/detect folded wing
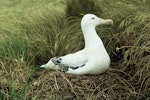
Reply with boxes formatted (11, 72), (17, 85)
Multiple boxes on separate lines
(41, 50), (88, 72)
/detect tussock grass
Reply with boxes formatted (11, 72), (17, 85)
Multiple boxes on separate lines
(66, 0), (102, 17)
(0, 0), (149, 99)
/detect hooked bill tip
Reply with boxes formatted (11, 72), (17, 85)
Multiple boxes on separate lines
(108, 19), (113, 25)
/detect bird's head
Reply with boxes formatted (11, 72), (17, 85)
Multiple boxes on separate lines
(81, 14), (113, 28)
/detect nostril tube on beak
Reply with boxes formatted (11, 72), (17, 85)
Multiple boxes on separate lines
(99, 18), (113, 25)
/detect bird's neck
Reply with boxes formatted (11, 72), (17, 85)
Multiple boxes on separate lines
(82, 26), (105, 51)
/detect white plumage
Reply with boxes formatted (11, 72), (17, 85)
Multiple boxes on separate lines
(40, 14), (113, 75)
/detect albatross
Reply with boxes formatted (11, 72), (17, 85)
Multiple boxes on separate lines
(40, 14), (113, 75)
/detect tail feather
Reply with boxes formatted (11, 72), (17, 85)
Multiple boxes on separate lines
(40, 59), (60, 70)
(40, 64), (45, 68)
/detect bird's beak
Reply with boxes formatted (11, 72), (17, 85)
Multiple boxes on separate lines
(99, 18), (113, 25)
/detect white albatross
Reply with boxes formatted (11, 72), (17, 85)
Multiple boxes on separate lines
(40, 14), (113, 75)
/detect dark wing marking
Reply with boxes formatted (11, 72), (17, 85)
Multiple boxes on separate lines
(51, 57), (86, 72)
(69, 64), (86, 70)
(51, 57), (62, 65)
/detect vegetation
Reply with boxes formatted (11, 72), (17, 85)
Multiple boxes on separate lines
(0, 0), (149, 99)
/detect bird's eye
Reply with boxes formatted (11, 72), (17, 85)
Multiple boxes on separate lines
(91, 17), (95, 20)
